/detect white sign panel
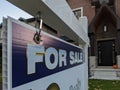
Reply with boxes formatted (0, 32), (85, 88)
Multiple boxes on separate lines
(2, 17), (86, 90)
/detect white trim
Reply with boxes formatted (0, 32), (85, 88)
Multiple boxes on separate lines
(7, 17), (13, 90)
(2, 18), (8, 90)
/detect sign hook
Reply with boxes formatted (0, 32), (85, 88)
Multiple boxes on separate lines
(33, 11), (43, 44)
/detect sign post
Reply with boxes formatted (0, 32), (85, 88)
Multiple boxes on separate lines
(2, 17), (88, 90)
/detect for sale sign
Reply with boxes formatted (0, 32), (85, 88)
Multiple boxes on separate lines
(2, 17), (85, 90)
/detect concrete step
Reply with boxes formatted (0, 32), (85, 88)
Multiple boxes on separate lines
(90, 68), (120, 80)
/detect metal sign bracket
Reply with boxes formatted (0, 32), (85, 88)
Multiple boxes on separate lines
(33, 11), (43, 44)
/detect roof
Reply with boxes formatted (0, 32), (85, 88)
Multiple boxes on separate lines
(19, 17), (35, 23)
(89, 3), (118, 33)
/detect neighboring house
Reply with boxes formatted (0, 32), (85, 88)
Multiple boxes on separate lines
(19, 17), (78, 45)
(19, 17), (59, 37)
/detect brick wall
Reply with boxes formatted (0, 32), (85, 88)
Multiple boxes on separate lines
(67, 0), (95, 24)
(115, 0), (120, 17)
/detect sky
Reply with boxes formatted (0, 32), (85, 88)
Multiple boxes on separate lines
(0, 0), (32, 23)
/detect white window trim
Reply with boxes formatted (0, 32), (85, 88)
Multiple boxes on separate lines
(72, 7), (83, 17)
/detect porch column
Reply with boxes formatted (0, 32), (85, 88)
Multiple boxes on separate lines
(89, 33), (95, 56)
(88, 33), (96, 71)
(117, 31), (120, 54)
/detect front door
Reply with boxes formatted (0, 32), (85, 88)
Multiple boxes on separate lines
(97, 40), (115, 66)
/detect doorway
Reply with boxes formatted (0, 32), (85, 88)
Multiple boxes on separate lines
(97, 40), (116, 66)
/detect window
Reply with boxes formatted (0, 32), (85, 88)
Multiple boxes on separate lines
(73, 7), (83, 19)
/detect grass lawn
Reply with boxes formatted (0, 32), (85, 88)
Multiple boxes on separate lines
(89, 79), (120, 90)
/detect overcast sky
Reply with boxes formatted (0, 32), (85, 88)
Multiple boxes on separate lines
(0, 0), (32, 23)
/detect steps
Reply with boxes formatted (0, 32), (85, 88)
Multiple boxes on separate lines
(90, 68), (120, 80)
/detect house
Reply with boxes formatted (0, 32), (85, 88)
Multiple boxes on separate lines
(67, 0), (120, 79)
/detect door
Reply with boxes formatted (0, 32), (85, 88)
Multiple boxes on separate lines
(97, 40), (115, 66)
